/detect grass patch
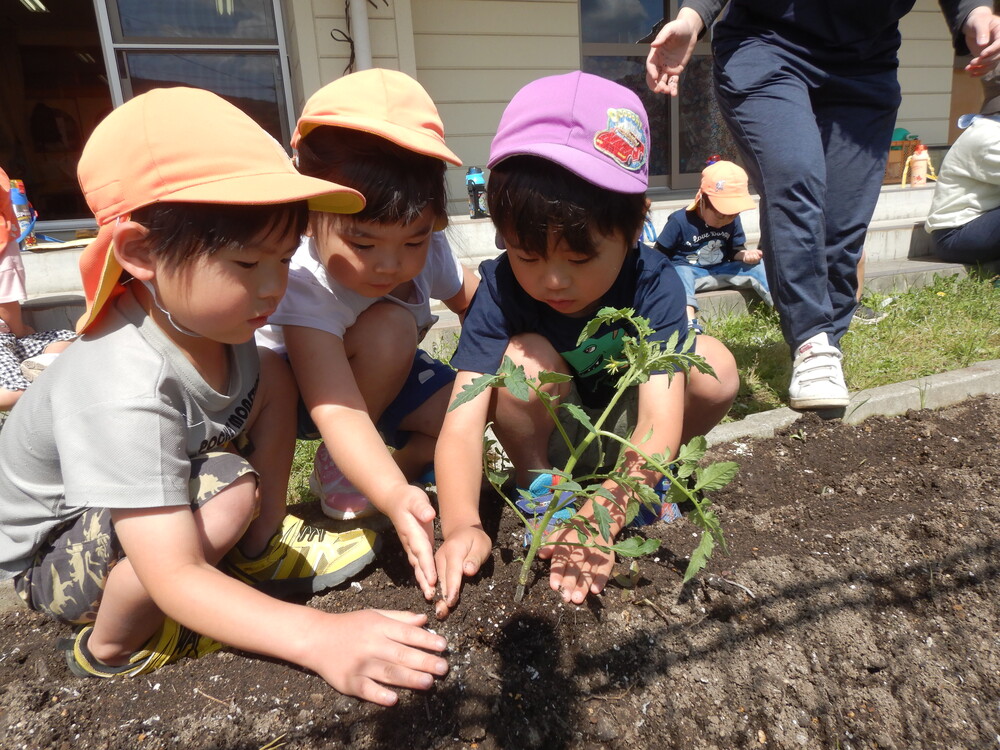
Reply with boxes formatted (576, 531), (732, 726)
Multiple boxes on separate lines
(709, 271), (1000, 419)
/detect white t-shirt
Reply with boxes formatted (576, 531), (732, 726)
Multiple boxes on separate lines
(926, 116), (1000, 232)
(256, 231), (464, 354)
(0, 290), (260, 579)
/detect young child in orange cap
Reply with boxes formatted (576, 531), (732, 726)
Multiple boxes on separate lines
(0, 168), (75, 411)
(256, 69), (478, 601)
(0, 87), (448, 706)
(654, 159), (772, 333)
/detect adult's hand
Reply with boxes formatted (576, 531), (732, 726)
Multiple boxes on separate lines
(963, 6), (1000, 74)
(645, 8), (705, 96)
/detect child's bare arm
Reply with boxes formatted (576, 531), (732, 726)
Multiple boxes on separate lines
(434, 371), (494, 611)
(284, 324), (437, 598)
(114, 506), (448, 705)
(442, 266), (480, 321)
(540, 372), (684, 603)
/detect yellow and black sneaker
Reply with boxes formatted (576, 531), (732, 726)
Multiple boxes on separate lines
(61, 620), (224, 678)
(222, 514), (379, 596)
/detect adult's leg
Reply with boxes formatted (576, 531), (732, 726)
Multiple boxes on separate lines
(816, 66), (900, 345)
(714, 38), (831, 351)
(930, 207), (1000, 264)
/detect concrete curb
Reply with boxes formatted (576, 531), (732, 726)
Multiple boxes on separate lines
(4, 360), (999, 613)
(705, 358), (1000, 445)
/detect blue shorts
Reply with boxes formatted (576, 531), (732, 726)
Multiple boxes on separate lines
(297, 349), (455, 449)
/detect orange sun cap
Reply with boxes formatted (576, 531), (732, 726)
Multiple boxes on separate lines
(291, 68), (462, 166)
(75, 86), (365, 334)
(687, 160), (756, 215)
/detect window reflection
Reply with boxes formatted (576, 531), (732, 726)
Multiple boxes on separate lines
(112, 0), (276, 42)
(580, 0), (666, 44)
(677, 56), (739, 174)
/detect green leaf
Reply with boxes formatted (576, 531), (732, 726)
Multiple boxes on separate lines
(695, 461), (739, 492)
(562, 402), (596, 433)
(592, 502), (613, 542)
(538, 371), (573, 384)
(676, 436), (707, 464)
(683, 531), (717, 583)
(611, 536), (660, 557)
(503, 366), (532, 402)
(449, 371), (501, 411)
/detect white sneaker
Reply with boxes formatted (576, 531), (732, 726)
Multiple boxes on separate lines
(788, 333), (848, 410)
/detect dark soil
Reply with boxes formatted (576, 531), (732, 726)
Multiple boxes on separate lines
(2, 396), (999, 750)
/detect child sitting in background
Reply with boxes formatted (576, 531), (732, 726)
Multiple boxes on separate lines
(0, 167), (74, 411)
(0, 88), (448, 707)
(433, 72), (739, 612)
(654, 160), (772, 332)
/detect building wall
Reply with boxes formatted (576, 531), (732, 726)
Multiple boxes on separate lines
(289, 0), (964, 216)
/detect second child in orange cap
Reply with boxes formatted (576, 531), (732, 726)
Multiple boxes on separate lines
(655, 159), (772, 334)
(0, 87), (449, 708)
(256, 69), (479, 602)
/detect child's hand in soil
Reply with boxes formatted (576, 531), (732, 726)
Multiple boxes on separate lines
(434, 525), (492, 617)
(311, 609), (448, 706)
(538, 519), (616, 604)
(385, 484), (438, 600)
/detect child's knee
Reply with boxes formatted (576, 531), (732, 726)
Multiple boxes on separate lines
(506, 333), (566, 376)
(692, 335), (740, 402)
(346, 302), (417, 366)
(201, 473), (260, 526)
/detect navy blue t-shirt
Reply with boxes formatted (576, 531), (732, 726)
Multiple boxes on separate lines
(655, 208), (747, 268)
(450, 243), (688, 408)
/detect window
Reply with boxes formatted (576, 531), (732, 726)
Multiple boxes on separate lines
(99, 0), (294, 148)
(580, 0), (737, 189)
(0, 0), (293, 228)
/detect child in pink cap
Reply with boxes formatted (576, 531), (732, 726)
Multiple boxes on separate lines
(433, 72), (739, 612)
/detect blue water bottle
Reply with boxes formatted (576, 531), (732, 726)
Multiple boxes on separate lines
(10, 178), (36, 249)
(466, 167), (488, 219)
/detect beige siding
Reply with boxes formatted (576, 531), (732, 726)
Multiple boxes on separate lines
(410, 1), (580, 212)
(897, 0), (956, 145)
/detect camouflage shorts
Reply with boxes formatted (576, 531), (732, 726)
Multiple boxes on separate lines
(13, 451), (256, 624)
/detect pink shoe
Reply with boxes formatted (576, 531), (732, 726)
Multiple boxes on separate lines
(310, 443), (377, 520)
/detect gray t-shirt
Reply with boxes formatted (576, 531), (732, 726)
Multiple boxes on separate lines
(0, 290), (260, 579)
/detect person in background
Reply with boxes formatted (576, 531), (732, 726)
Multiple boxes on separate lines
(645, 0), (1000, 410)
(0, 167), (74, 412)
(926, 70), (1000, 264)
(654, 159), (772, 333)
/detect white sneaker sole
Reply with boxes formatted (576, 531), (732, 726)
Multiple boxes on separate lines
(788, 392), (849, 410)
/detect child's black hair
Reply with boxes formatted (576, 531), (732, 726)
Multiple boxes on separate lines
(130, 201), (308, 269)
(296, 127), (448, 226)
(486, 155), (647, 257)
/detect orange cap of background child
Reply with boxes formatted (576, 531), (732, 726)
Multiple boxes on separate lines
(687, 160), (756, 215)
(75, 87), (365, 334)
(292, 68), (462, 166)
(0, 168), (18, 242)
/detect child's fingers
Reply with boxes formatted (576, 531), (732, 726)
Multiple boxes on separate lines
(373, 609), (429, 627)
(354, 679), (399, 707)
